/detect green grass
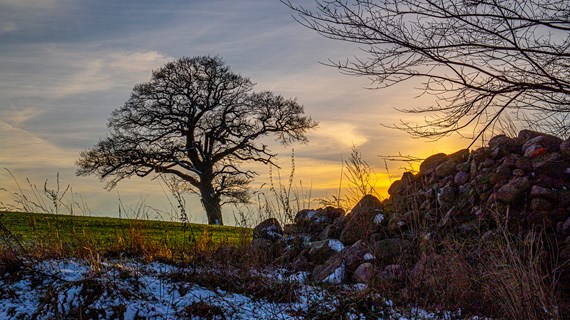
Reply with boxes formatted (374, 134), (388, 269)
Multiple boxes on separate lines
(0, 211), (251, 256)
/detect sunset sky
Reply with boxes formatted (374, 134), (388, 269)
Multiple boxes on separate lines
(0, 0), (470, 225)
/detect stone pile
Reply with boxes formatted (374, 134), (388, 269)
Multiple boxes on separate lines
(252, 130), (570, 289)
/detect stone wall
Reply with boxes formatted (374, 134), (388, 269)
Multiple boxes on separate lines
(252, 130), (570, 290)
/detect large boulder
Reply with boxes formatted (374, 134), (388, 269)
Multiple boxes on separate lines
(518, 129), (547, 142)
(339, 195), (385, 245)
(489, 135), (520, 158)
(253, 218), (283, 241)
(522, 134), (563, 155)
(419, 153), (448, 175)
(352, 262), (375, 284)
(312, 240), (373, 284)
(312, 257), (346, 284)
(388, 171), (415, 196)
(308, 239), (344, 264)
(341, 240), (371, 273)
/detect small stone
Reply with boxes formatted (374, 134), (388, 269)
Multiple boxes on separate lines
(370, 238), (412, 265)
(516, 157), (533, 171)
(481, 158), (495, 168)
(353, 262), (375, 284)
(292, 255), (314, 272)
(435, 160), (457, 178)
(308, 239), (344, 264)
(318, 224), (342, 240)
(561, 138), (570, 158)
(512, 169), (525, 177)
(387, 179), (402, 196)
(495, 176), (530, 204)
(502, 154), (519, 168)
(562, 216), (570, 233)
(283, 224), (301, 235)
(527, 211), (550, 227)
(251, 238), (272, 253)
(489, 135), (520, 158)
(530, 185), (558, 201)
(382, 264), (403, 280)
(524, 144), (547, 158)
(448, 148), (470, 163)
(530, 197), (554, 212)
(490, 164), (512, 187)
(472, 147), (490, 163)
(342, 240), (369, 272)
(313, 259), (346, 284)
(456, 162), (470, 172)
(437, 184), (456, 208)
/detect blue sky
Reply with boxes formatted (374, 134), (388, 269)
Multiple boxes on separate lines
(0, 0), (466, 224)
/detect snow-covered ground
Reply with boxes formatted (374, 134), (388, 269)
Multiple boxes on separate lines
(0, 258), (471, 319)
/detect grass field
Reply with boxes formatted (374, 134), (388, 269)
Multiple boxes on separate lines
(0, 211), (252, 258)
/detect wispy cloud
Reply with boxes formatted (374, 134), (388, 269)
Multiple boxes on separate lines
(0, 0), (61, 9)
(54, 49), (171, 97)
(0, 21), (16, 33)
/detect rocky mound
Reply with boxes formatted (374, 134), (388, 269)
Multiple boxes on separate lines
(252, 130), (570, 294)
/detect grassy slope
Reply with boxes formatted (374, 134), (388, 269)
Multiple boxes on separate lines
(0, 211), (251, 254)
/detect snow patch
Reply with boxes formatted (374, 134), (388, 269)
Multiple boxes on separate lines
(363, 253), (375, 261)
(327, 239), (345, 252)
(0, 258), (479, 319)
(306, 210), (317, 219)
(374, 213), (385, 224)
(323, 263), (346, 284)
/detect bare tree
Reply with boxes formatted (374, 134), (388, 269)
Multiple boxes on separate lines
(77, 56), (317, 225)
(283, 0), (570, 142)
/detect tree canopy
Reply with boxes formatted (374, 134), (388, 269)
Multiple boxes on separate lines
(77, 56), (317, 225)
(284, 0), (570, 142)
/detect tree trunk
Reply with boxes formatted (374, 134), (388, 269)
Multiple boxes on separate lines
(199, 179), (223, 225)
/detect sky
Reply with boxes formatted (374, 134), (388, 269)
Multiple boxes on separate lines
(0, 0), (469, 225)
